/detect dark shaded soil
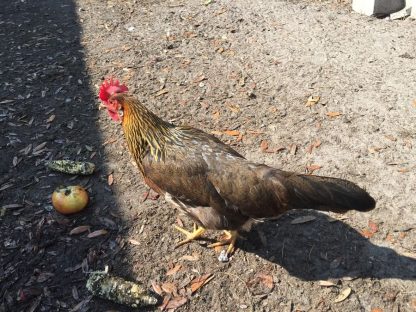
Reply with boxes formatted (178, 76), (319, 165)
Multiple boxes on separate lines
(1, 0), (415, 311)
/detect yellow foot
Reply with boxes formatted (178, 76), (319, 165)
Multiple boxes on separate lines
(174, 223), (206, 248)
(208, 230), (238, 261)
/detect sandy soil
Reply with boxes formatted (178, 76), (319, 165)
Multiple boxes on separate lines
(1, 0), (415, 311)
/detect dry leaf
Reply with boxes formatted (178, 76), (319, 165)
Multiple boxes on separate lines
(260, 140), (269, 152)
(24, 144), (32, 155)
(223, 130), (240, 136)
(99, 218), (116, 229)
(2, 204), (23, 209)
(46, 114), (56, 123)
(190, 273), (214, 294)
(271, 146), (286, 153)
(334, 287), (352, 303)
(72, 286), (79, 301)
(175, 217), (184, 228)
(21, 144), (32, 155)
(33, 142), (47, 153)
(128, 239), (140, 246)
(384, 135), (397, 142)
(371, 308), (383, 312)
(318, 280), (337, 287)
(361, 229), (374, 239)
(289, 143), (297, 155)
(151, 281), (163, 296)
(398, 168), (410, 173)
(306, 164), (322, 174)
(183, 31), (197, 38)
(37, 272), (54, 283)
(368, 220), (379, 233)
(247, 130), (265, 135)
(67, 121), (74, 129)
(236, 133), (244, 142)
(32, 148), (47, 156)
(368, 146), (386, 154)
(411, 298), (416, 310)
(307, 140), (322, 154)
(381, 290), (398, 303)
(412, 99), (416, 108)
(385, 233), (394, 243)
(326, 112), (342, 118)
(64, 263), (82, 273)
(193, 75), (206, 83)
(212, 111), (220, 120)
(69, 225), (90, 235)
(398, 232), (406, 240)
(306, 95), (320, 107)
(87, 229), (108, 238)
(165, 296), (187, 310)
(330, 257), (342, 269)
(0, 183), (13, 191)
(327, 215), (349, 222)
(108, 174), (114, 186)
(161, 282), (177, 295)
(155, 89), (169, 97)
(211, 130), (223, 136)
(257, 273), (274, 290)
(102, 138), (117, 146)
(342, 275), (358, 281)
(291, 216), (316, 224)
(179, 254), (200, 262)
(159, 296), (170, 311)
(70, 298), (90, 312)
(226, 103), (240, 113)
(12, 156), (21, 167)
(166, 264), (182, 276)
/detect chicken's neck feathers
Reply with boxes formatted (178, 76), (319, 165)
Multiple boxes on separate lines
(121, 98), (188, 166)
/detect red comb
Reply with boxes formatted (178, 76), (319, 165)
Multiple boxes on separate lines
(99, 78), (129, 103)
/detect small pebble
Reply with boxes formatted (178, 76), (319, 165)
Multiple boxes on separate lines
(218, 250), (229, 262)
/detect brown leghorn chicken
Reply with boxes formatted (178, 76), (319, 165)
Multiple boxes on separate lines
(99, 78), (375, 261)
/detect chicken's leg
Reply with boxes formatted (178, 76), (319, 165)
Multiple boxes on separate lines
(174, 223), (206, 248)
(208, 230), (238, 258)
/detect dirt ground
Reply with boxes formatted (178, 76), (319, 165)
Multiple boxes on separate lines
(1, 0), (415, 311)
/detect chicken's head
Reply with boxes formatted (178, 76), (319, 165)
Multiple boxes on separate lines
(99, 78), (129, 122)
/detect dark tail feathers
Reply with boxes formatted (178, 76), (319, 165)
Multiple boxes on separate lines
(284, 173), (376, 213)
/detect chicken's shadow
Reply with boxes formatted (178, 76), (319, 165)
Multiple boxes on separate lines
(239, 210), (416, 281)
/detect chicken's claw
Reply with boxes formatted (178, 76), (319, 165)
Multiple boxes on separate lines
(208, 230), (238, 261)
(174, 224), (206, 248)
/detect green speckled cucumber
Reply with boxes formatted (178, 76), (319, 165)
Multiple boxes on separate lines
(86, 273), (159, 308)
(47, 160), (95, 175)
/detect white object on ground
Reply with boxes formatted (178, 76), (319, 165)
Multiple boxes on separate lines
(410, 0), (416, 18)
(390, 7), (412, 19)
(352, 0), (405, 16)
(390, 0), (413, 19)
